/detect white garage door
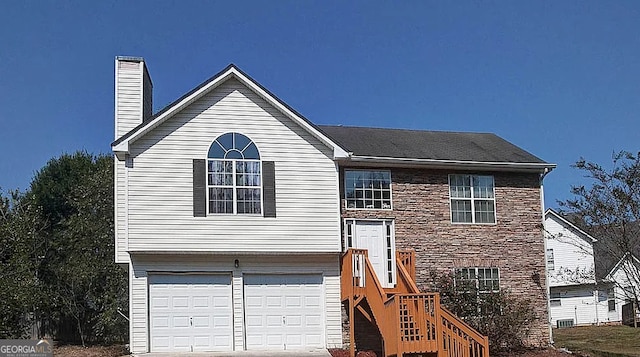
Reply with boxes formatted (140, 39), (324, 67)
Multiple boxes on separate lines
(149, 274), (233, 352)
(244, 274), (324, 350)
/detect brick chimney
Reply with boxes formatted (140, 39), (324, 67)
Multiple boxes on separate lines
(114, 56), (153, 139)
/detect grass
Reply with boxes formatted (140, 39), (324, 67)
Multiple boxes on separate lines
(553, 325), (640, 357)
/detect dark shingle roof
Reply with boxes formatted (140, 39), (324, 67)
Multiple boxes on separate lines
(317, 125), (548, 164)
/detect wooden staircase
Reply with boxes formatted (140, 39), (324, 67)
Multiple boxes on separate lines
(341, 248), (489, 357)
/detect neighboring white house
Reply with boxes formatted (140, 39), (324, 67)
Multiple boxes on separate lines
(545, 209), (640, 327)
(545, 209), (617, 327)
(603, 253), (640, 324)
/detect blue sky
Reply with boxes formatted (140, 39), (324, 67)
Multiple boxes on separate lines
(1, 1), (638, 209)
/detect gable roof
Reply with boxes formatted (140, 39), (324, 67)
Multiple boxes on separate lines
(545, 209), (598, 244)
(605, 252), (640, 281)
(111, 63), (349, 159)
(318, 125), (555, 172)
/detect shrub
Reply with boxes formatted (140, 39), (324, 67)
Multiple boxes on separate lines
(425, 270), (537, 353)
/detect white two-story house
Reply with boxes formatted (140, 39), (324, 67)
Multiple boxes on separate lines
(544, 209), (637, 327)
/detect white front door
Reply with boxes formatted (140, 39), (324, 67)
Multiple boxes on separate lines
(353, 220), (395, 288)
(148, 274), (233, 352)
(243, 274), (324, 350)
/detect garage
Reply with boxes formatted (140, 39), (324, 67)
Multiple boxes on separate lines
(148, 274), (233, 352)
(244, 274), (324, 350)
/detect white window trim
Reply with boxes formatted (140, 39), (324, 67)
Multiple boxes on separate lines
(344, 169), (393, 211)
(206, 159), (263, 215)
(448, 174), (497, 225)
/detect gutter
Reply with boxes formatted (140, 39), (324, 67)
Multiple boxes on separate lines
(340, 155), (557, 172)
(540, 166), (553, 344)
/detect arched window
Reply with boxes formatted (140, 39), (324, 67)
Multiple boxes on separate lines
(207, 132), (261, 214)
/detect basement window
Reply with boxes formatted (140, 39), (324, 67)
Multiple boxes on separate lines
(455, 267), (500, 293)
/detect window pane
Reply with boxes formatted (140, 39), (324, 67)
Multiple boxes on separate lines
(450, 175), (471, 198)
(237, 188), (261, 214)
(209, 188), (233, 213)
(225, 149), (243, 159)
(208, 160), (233, 185)
(216, 133), (233, 150)
(473, 176), (494, 198)
(242, 142), (260, 159)
(474, 200), (495, 223)
(207, 141), (226, 159)
(451, 200), (472, 223)
(234, 132), (250, 153)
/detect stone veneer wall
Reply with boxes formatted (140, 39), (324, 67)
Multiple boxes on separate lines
(340, 167), (550, 347)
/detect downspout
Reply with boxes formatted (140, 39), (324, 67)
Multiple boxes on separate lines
(540, 167), (553, 344)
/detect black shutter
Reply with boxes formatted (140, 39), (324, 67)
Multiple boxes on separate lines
(193, 159), (206, 217)
(262, 161), (276, 218)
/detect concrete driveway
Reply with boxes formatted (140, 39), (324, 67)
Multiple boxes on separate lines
(134, 349), (331, 357)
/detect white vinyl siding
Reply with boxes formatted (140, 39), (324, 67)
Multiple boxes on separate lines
(548, 286), (614, 326)
(115, 158), (129, 263)
(544, 211), (622, 325)
(115, 60), (143, 137)
(544, 214), (596, 287)
(128, 254), (342, 354)
(125, 79), (340, 253)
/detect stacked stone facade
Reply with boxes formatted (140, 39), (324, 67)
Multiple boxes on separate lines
(340, 167), (550, 348)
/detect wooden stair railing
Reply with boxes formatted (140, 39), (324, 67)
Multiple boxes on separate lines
(342, 248), (490, 357)
(441, 307), (489, 357)
(342, 249), (397, 357)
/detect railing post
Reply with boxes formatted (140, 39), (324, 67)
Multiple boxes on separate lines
(349, 294), (355, 357)
(396, 296), (403, 357)
(434, 293), (443, 356)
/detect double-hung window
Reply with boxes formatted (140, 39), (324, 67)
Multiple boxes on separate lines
(546, 249), (555, 271)
(550, 291), (562, 307)
(207, 132), (261, 214)
(344, 170), (392, 209)
(608, 288), (616, 312)
(449, 174), (496, 223)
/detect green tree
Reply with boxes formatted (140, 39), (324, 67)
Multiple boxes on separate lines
(560, 151), (640, 308)
(0, 152), (127, 344)
(0, 190), (47, 338)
